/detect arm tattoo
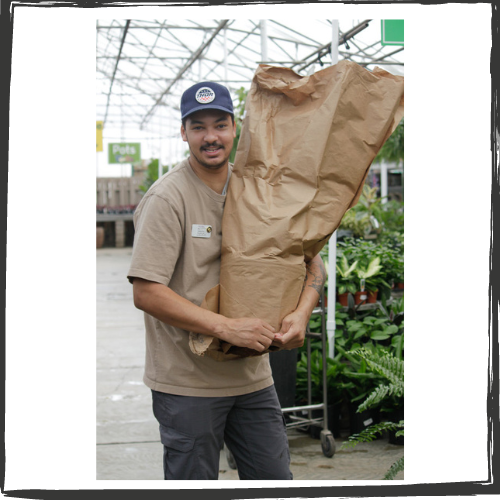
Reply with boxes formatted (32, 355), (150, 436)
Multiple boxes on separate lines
(305, 257), (327, 294)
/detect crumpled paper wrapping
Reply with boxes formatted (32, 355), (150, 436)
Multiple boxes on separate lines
(189, 61), (404, 361)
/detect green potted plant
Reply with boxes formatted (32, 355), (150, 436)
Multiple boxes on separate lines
(341, 347), (404, 480)
(378, 200), (404, 235)
(336, 254), (359, 306)
(393, 254), (404, 290)
(334, 343), (381, 434)
(355, 256), (391, 304)
(378, 232), (404, 290)
(339, 185), (384, 239)
(331, 296), (404, 432)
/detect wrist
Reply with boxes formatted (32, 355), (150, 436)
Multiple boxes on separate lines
(295, 297), (317, 318)
(211, 314), (230, 342)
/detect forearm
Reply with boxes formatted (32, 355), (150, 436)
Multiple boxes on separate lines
(133, 278), (227, 338)
(132, 278), (276, 351)
(296, 253), (327, 316)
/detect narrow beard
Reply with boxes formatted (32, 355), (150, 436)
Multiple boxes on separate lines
(190, 148), (227, 170)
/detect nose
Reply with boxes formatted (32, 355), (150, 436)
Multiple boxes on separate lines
(203, 127), (218, 143)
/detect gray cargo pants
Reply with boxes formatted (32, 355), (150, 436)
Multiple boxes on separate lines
(151, 385), (293, 480)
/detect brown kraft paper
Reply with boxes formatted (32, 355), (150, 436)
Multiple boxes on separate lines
(189, 61), (404, 361)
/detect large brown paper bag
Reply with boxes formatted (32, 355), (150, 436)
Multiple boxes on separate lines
(189, 61), (404, 361)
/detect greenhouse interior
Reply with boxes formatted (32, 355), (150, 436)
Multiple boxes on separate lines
(96, 18), (405, 480)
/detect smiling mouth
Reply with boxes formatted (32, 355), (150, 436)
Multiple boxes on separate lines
(202, 145), (223, 157)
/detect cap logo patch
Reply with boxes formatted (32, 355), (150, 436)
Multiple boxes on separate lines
(195, 87), (216, 104)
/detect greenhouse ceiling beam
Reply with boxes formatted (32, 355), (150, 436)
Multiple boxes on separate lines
(352, 46), (404, 67)
(103, 20), (130, 127)
(140, 19), (229, 129)
(97, 23), (319, 48)
(97, 24), (224, 30)
(227, 21), (319, 48)
(201, 25), (259, 84)
(295, 20), (371, 72)
(346, 52), (404, 65)
(97, 69), (163, 98)
(349, 39), (386, 61)
(371, 46), (404, 61)
(267, 34), (297, 63)
(158, 24), (199, 70)
(98, 20), (125, 58)
(98, 74), (175, 82)
(202, 62), (252, 86)
(138, 23), (210, 56)
(99, 109), (144, 121)
(134, 20), (166, 85)
(97, 56), (196, 60)
(187, 55), (253, 71)
(269, 19), (323, 47)
(102, 52), (177, 96)
(200, 22), (260, 71)
(121, 27), (181, 84)
(225, 27), (260, 61)
(158, 22), (257, 85)
(341, 39), (399, 62)
(216, 28), (267, 77)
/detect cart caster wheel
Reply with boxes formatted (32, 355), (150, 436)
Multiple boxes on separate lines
(320, 430), (336, 458)
(225, 444), (237, 470)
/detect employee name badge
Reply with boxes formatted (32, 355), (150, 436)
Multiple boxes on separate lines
(191, 224), (213, 238)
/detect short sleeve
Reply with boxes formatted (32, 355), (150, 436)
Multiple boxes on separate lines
(127, 194), (183, 286)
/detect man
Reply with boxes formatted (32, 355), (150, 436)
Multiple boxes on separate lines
(127, 81), (326, 480)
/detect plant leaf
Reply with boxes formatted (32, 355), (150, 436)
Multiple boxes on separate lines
(384, 324), (399, 335)
(384, 457), (404, 480)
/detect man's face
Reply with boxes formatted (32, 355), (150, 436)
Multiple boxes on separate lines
(181, 109), (237, 171)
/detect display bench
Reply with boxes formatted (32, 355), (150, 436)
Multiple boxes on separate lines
(96, 214), (134, 248)
(338, 288), (403, 312)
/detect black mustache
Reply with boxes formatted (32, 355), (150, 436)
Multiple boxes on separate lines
(202, 144), (223, 149)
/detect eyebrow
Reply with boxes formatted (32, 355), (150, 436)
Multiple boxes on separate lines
(189, 116), (229, 126)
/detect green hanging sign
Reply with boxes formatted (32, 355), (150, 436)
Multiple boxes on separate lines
(381, 20), (404, 46)
(108, 143), (141, 164)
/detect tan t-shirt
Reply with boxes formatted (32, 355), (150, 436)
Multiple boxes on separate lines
(127, 159), (274, 397)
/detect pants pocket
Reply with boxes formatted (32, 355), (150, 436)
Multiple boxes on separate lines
(159, 424), (199, 479)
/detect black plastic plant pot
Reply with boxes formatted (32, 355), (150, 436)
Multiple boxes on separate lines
(348, 403), (379, 436)
(387, 408), (404, 445)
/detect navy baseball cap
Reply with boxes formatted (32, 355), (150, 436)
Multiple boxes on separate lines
(181, 82), (234, 120)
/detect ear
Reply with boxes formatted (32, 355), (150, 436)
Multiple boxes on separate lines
(180, 124), (188, 142)
(232, 120), (237, 138)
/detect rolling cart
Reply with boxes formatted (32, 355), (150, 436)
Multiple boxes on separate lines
(224, 287), (335, 469)
(281, 287), (336, 458)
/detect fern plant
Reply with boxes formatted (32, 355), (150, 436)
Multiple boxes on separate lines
(341, 347), (404, 480)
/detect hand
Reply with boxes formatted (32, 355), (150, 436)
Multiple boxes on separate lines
(273, 309), (309, 350)
(219, 318), (276, 352)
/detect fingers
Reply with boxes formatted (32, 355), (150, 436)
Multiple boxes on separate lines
(261, 320), (276, 337)
(228, 318), (277, 351)
(255, 340), (270, 352)
(254, 322), (275, 351)
(256, 333), (273, 351)
(278, 327), (305, 350)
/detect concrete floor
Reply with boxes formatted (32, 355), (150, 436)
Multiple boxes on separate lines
(96, 247), (404, 481)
